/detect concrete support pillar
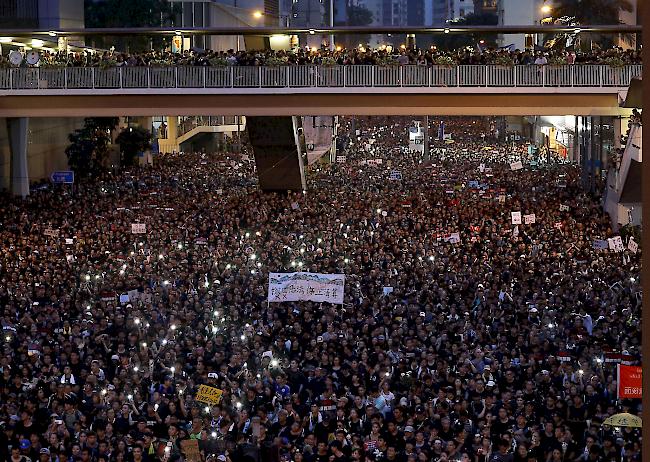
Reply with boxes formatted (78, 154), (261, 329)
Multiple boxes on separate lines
(6, 117), (29, 198)
(423, 115), (430, 160)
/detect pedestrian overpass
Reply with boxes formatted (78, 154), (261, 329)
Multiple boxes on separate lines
(0, 64), (641, 117)
(1, 63), (642, 196)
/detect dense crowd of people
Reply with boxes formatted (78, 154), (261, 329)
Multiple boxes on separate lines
(3, 45), (642, 68)
(0, 116), (642, 462)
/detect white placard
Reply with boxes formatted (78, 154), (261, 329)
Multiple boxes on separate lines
(127, 289), (140, 301)
(524, 214), (536, 224)
(268, 272), (345, 304)
(65, 238), (74, 245)
(593, 239), (609, 250)
(44, 228), (60, 237)
(131, 223), (147, 234)
(559, 204), (570, 212)
(510, 161), (523, 171)
(511, 211), (522, 225)
(448, 232), (461, 244)
(374, 159), (383, 165)
(608, 236), (624, 252)
(336, 156), (346, 163)
(119, 294), (130, 304)
(498, 194), (506, 203)
(628, 238), (638, 254)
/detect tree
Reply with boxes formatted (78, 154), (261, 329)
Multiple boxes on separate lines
(347, 5), (373, 27)
(66, 118), (118, 178)
(84, 0), (180, 52)
(331, 2), (373, 48)
(552, 0), (633, 25)
(551, 0), (635, 48)
(434, 12), (499, 51)
(115, 126), (153, 167)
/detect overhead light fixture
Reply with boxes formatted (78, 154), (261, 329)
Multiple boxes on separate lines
(0, 37), (11, 43)
(253, 10), (263, 18)
(48, 31), (57, 37)
(175, 30), (182, 36)
(444, 28), (450, 34)
(574, 27), (581, 34)
(31, 39), (44, 48)
(541, 5), (551, 14)
(309, 29), (315, 35)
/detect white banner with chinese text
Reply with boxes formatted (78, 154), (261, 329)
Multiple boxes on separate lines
(268, 272), (345, 304)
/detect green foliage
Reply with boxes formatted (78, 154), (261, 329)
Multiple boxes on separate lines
(552, 0), (635, 49)
(347, 5), (373, 26)
(332, 3), (374, 48)
(434, 56), (457, 67)
(376, 55), (399, 67)
(66, 118), (118, 177)
(209, 57), (228, 67)
(494, 54), (515, 67)
(603, 56), (627, 68)
(552, 0), (633, 25)
(548, 55), (568, 66)
(84, 0), (180, 52)
(434, 12), (499, 50)
(116, 126), (153, 166)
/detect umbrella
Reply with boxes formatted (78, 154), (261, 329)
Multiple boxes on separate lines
(603, 413), (642, 428)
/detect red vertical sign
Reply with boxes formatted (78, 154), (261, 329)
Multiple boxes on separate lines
(617, 365), (642, 399)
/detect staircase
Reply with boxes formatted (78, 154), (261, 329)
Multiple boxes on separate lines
(605, 122), (642, 227)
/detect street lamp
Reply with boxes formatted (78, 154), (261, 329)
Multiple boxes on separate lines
(253, 10), (263, 19)
(541, 5), (552, 14)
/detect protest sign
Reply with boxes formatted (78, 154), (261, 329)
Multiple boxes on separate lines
(628, 238), (638, 254)
(559, 204), (570, 212)
(593, 239), (608, 250)
(523, 214), (536, 224)
(608, 236), (624, 252)
(180, 440), (201, 462)
(195, 384), (223, 405)
(511, 212), (522, 225)
(389, 170), (402, 181)
(383, 287), (393, 296)
(336, 156), (346, 163)
(128, 289), (140, 301)
(44, 228), (59, 237)
(448, 232), (461, 244)
(131, 223), (146, 234)
(617, 365), (642, 399)
(510, 161), (523, 171)
(268, 272), (344, 304)
(498, 194), (506, 203)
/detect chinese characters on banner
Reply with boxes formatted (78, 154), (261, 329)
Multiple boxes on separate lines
(268, 272), (345, 304)
(617, 365), (642, 399)
(131, 223), (147, 234)
(195, 385), (223, 405)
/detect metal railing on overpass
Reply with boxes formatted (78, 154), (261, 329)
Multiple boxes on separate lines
(0, 64), (642, 90)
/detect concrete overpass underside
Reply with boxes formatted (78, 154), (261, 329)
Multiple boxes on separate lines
(0, 93), (630, 118)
